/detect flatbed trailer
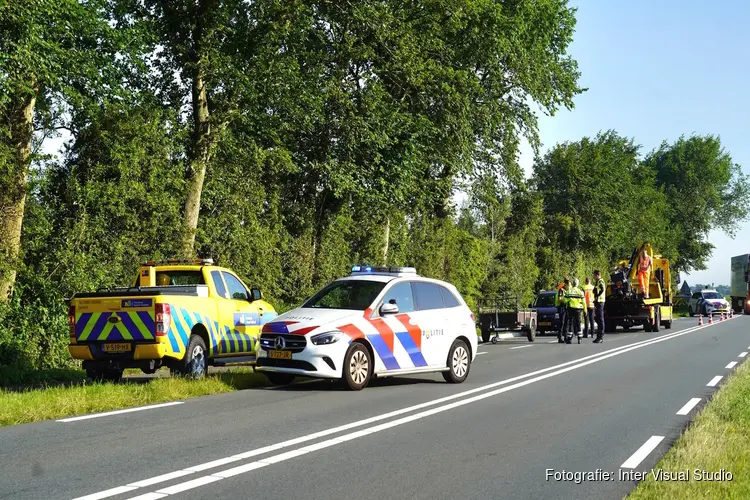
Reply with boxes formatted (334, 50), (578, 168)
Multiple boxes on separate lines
(476, 294), (537, 343)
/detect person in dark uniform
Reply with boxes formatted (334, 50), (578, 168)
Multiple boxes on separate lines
(592, 270), (607, 343)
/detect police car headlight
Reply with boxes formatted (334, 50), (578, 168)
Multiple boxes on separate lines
(311, 332), (342, 346)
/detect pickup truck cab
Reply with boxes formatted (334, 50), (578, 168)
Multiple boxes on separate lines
(68, 259), (277, 381)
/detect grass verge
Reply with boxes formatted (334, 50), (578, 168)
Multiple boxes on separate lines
(628, 361), (750, 499)
(0, 367), (269, 427)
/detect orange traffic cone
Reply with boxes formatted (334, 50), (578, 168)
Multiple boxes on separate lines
(720, 312), (725, 322)
(699, 314), (703, 326)
(709, 314), (713, 324)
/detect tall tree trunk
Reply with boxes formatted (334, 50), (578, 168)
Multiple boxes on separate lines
(0, 85), (37, 301)
(311, 192), (327, 286)
(181, 61), (212, 258)
(381, 215), (390, 264)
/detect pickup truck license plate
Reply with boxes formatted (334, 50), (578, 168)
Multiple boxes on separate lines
(539, 321), (552, 326)
(269, 350), (291, 360)
(102, 343), (131, 353)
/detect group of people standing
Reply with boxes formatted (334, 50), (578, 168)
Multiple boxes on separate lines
(555, 271), (607, 344)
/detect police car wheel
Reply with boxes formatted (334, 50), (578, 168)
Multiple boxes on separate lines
(443, 339), (471, 384)
(342, 343), (371, 391)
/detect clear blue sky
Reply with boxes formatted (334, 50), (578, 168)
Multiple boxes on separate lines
(519, 0), (750, 287)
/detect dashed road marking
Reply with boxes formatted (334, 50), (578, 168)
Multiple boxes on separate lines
(707, 376), (723, 387)
(726, 361), (738, 369)
(621, 436), (665, 469)
(676, 398), (701, 416)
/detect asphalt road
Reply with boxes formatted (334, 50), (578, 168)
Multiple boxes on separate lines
(1, 315), (748, 500)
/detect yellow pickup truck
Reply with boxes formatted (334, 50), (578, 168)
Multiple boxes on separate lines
(67, 259), (277, 381)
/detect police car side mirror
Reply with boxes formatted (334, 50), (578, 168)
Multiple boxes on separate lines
(380, 302), (399, 315)
(527, 303), (533, 308)
(250, 286), (263, 302)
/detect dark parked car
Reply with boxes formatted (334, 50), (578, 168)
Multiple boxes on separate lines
(529, 291), (560, 335)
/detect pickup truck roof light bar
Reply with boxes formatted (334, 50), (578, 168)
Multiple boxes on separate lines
(142, 258), (215, 266)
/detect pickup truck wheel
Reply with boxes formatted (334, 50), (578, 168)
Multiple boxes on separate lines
(442, 339), (471, 384)
(173, 335), (208, 379)
(526, 320), (537, 342)
(342, 343), (372, 391)
(265, 373), (295, 386)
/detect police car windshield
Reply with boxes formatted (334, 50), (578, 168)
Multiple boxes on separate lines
(702, 292), (722, 299)
(303, 280), (386, 310)
(534, 294), (555, 307)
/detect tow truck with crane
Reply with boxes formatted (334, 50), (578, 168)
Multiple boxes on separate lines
(604, 243), (674, 332)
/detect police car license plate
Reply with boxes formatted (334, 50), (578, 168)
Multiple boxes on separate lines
(539, 322), (552, 326)
(102, 343), (131, 353)
(269, 350), (291, 360)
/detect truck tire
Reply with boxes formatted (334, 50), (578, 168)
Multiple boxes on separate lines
(443, 339), (471, 384)
(653, 309), (660, 332)
(172, 334), (208, 379)
(342, 342), (372, 391)
(689, 306), (694, 317)
(526, 320), (537, 342)
(265, 372), (295, 386)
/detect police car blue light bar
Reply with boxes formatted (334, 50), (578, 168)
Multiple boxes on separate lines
(350, 265), (417, 276)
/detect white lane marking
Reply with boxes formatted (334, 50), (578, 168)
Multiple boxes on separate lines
(128, 471), (193, 488)
(621, 436), (665, 469)
(509, 345), (533, 350)
(726, 361), (738, 369)
(73, 486), (138, 500)
(120, 322), (726, 499)
(80, 318), (733, 500)
(740, 352), (748, 358)
(155, 476), (222, 495)
(547, 340), (558, 343)
(707, 376), (723, 387)
(477, 352), (487, 356)
(676, 398), (701, 415)
(57, 402), (184, 423)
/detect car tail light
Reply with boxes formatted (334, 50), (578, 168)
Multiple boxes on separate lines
(68, 305), (76, 341)
(155, 303), (171, 337)
(470, 313), (475, 323)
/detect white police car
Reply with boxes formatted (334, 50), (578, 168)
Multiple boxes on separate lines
(255, 266), (478, 390)
(688, 289), (730, 316)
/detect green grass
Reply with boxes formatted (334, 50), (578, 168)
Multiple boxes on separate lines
(0, 367), (270, 427)
(673, 302), (689, 318)
(628, 361), (750, 499)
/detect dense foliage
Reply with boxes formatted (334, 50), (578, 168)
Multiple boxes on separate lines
(1, 0), (747, 381)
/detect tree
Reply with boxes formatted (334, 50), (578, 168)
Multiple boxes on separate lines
(644, 134), (750, 273)
(0, 0), (131, 300)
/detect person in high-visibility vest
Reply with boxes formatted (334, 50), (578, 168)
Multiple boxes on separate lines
(565, 279), (585, 343)
(556, 281), (567, 343)
(638, 247), (652, 299)
(583, 277), (595, 338)
(592, 270), (607, 343)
